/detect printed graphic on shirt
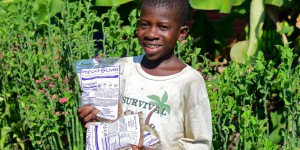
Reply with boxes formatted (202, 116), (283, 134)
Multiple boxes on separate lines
(147, 91), (171, 116)
(123, 91), (171, 147)
(122, 91), (171, 129)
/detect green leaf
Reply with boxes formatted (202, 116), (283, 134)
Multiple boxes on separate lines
(95, 0), (133, 6)
(128, 9), (138, 27)
(228, 96), (234, 108)
(229, 124), (236, 132)
(189, 0), (245, 13)
(230, 40), (249, 63)
(190, 0), (221, 10)
(163, 105), (171, 114)
(250, 116), (258, 125)
(161, 91), (168, 103)
(278, 26), (294, 35)
(1, 126), (11, 137)
(265, 0), (284, 7)
(222, 126), (229, 132)
(147, 95), (160, 102)
(36, 0), (64, 24)
(0, 126), (11, 150)
(284, 99), (291, 106)
(247, 0), (265, 56)
(49, 0), (64, 15)
(39, 124), (45, 132)
(64, 91), (72, 99)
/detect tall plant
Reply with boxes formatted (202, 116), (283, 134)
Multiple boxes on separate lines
(0, 0), (99, 149)
(208, 46), (300, 149)
(1, 1), (299, 149)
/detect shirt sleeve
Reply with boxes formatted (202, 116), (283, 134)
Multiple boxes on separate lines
(180, 96), (212, 149)
(175, 73), (212, 150)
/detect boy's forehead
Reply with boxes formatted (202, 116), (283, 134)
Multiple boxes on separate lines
(141, 4), (177, 11)
(140, 0), (189, 26)
(140, 6), (179, 22)
(141, 5), (178, 17)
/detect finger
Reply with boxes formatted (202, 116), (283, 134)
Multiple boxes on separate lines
(131, 146), (139, 150)
(83, 108), (99, 123)
(78, 104), (92, 113)
(78, 106), (95, 120)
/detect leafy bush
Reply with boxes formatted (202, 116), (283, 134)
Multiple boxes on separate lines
(0, 0), (98, 149)
(207, 47), (300, 149)
(0, 0), (299, 149)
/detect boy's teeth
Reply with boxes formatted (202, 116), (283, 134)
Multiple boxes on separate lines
(146, 44), (159, 48)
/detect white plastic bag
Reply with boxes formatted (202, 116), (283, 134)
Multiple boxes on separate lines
(75, 58), (124, 121)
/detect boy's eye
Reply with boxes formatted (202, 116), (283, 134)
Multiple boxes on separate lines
(139, 23), (148, 29)
(159, 26), (170, 31)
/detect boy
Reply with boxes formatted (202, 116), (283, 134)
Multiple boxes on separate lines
(78, 0), (212, 149)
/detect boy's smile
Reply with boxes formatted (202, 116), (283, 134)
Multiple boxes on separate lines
(137, 5), (186, 61)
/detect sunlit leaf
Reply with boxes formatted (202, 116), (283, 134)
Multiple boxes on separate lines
(0, 0), (14, 4)
(247, 0), (265, 56)
(50, 0), (64, 15)
(230, 40), (249, 63)
(189, 0), (245, 13)
(279, 26), (294, 35)
(95, 0), (133, 6)
(265, 0), (284, 7)
(36, 0), (64, 24)
(1, 126), (11, 137)
(0, 126), (11, 150)
(229, 124), (236, 132)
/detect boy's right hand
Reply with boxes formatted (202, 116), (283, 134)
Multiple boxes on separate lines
(131, 146), (153, 150)
(77, 105), (99, 128)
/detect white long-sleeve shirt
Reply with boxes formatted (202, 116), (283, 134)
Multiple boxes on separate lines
(120, 55), (212, 149)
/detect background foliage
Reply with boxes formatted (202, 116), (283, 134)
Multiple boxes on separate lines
(0, 0), (299, 150)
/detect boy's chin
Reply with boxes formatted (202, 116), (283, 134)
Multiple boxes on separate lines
(143, 54), (158, 61)
(143, 53), (166, 61)
(143, 53), (172, 61)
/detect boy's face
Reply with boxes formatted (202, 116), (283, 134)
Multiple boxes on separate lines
(137, 5), (188, 60)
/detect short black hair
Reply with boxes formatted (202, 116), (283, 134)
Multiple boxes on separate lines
(141, 0), (190, 26)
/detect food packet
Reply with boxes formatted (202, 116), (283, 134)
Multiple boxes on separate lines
(75, 58), (124, 121)
(85, 112), (144, 150)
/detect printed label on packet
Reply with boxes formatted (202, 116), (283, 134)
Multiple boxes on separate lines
(80, 66), (120, 120)
(86, 114), (142, 150)
(143, 131), (159, 147)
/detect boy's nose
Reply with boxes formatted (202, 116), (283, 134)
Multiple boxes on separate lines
(145, 27), (159, 39)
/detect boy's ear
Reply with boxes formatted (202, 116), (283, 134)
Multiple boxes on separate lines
(178, 26), (189, 41)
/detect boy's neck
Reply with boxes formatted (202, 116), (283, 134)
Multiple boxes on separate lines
(140, 53), (186, 76)
(141, 53), (173, 69)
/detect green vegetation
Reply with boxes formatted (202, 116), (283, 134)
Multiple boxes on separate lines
(0, 0), (299, 149)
